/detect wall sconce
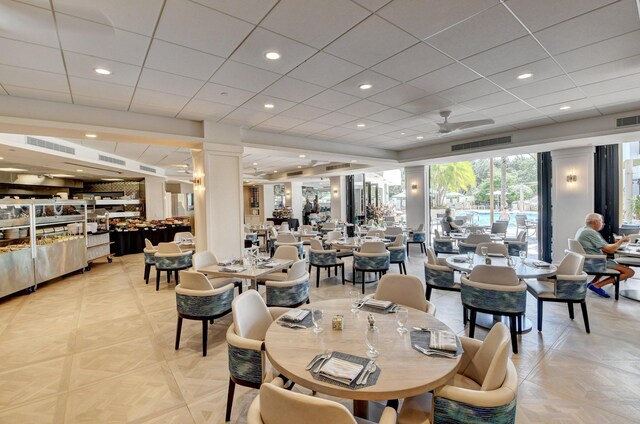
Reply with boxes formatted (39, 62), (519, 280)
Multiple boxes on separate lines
(411, 183), (418, 191)
(566, 172), (577, 183)
(193, 174), (205, 191)
(286, 191), (291, 197)
(333, 189), (338, 196)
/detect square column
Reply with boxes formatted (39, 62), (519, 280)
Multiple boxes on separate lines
(330, 176), (346, 220)
(405, 166), (428, 230)
(284, 181), (302, 219)
(144, 176), (166, 220)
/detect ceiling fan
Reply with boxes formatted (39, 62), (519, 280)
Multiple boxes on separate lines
(436, 111), (494, 134)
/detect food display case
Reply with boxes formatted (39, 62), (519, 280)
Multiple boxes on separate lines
(0, 200), (35, 297)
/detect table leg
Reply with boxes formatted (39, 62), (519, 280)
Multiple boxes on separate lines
(353, 399), (369, 419)
(620, 289), (640, 302)
(474, 313), (532, 334)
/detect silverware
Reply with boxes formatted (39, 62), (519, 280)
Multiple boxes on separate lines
(413, 344), (457, 358)
(280, 322), (306, 329)
(364, 361), (377, 385)
(412, 326), (431, 332)
(306, 351), (329, 370)
(313, 351), (333, 373)
(356, 359), (374, 385)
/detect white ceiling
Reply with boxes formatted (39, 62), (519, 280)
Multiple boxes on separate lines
(0, 0), (640, 156)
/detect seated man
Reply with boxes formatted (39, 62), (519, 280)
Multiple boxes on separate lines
(442, 208), (460, 232)
(576, 213), (634, 298)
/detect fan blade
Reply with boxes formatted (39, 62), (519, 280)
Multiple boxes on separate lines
(446, 119), (495, 131)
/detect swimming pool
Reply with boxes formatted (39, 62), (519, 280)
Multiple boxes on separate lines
(454, 211), (538, 229)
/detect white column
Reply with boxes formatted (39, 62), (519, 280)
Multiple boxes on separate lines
(405, 166), (428, 230)
(330, 176), (347, 220)
(192, 122), (244, 257)
(144, 176), (166, 220)
(285, 181), (303, 219)
(551, 146), (595, 262)
(262, 184), (275, 221)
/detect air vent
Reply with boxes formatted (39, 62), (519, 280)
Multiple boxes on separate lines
(451, 136), (512, 152)
(98, 154), (126, 166)
(325, 163), (351, 171)
(617, 115), (640, 127)
(286, 170), (304, 177)
(139, 165), (156, 173)
(26, 136), (75, 155)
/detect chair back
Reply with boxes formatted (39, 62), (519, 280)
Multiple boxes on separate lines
(468, 265), (519, 286)
(416, 224), (425, 232)
(385, 226), (402, 236)
(144, 238), (155, 250)
(192, 251), (218, 270)
(367, 229), (385, 238)
(391, 234), (405, 246)
(231, 291), (273, 341)
(323, 222), (336, 230)
(309, 238), (324, 251)
(375, 275), (432, 314)
(567, 238), (586, 254)
(360, 241), (386, 253)
(441, 220), (453, 234)
(300, 225), (313, 232)
(556, 251), (585, 275)
(271, 228), (278, 239)
(426, 247), (438, 265)
(516, 231), (527, 242)
(279, 222), (289, 232)
(287, 260), (307, 280)
(326, 231), (342, 242)
(176, 270), (214, 291)
(277, 233), (296, 243)
(462, 322), (511, 391)
(273, 245), (299, 261)
(157, 242), (182, 253)
(475, 242), (508, 256)
(491, 221), (508, 235)
(465, 233), (492, 244)
(174, 232), (194, 243)
(434, 229), (441, 238)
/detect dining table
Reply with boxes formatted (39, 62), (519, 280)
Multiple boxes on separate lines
(445, 254), (557, 333)
(265, 298), (461, 419)
(197, 258), (293, 290)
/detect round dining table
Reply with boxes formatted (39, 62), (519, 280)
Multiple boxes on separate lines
(445, 254), (557, 333)
(614, 246), (640, 302)
(265, 299), (461, 419)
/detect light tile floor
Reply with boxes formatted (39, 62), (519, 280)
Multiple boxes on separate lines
(0, 250), (639, 423)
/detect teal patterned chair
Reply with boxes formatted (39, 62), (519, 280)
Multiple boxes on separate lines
(265, 260), (310, 308)
(192, 251), (243, 294)
(308, 239), (345, 287)
(174, 271), (234, 357)
(154, 242), (193, 291)
(474, 242), (509, 256)
(458, 233), (492, 255)
(433, 229), (457, 255)
(384, 226), (403, 242)
(257, 245), (299, 285)
(225, 291), (291, 422)
(387, 234), (407, 274)
(462, 265), (526, 354)
(407, 231), (426, 256)
(398, 323), (518, 424)
(525, 252), (590, 332)
(353, 241), (390, 294)
(143, 238), (157, 285)
(567, 238), (620, 300)
(274, 233), (304, 259)
(424, 247), (460, 300)
(504, 231), (528, 256)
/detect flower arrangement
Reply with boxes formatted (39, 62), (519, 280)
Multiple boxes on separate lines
(366, 203), (394, 225)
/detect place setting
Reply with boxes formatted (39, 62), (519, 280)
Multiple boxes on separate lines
(306, 350), (381, 390)
(276, 308), (314, 329)
(410, 327), (464, 359)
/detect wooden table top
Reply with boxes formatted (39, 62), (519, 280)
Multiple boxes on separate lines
(265, 298), (461, 401)
(329, 237), (392, 249)
(445, 254), (557, 278)
(197, 258), (292, 280)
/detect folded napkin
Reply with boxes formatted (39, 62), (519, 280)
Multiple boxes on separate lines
(487, 252), (505, 257)
(532, 261), (551, 268)
(263, 262), (281, 268)
(429, 330), (458, 352)
(319, 358), (363, 384)
(218, 259), (236, 266)
(452, 257), (467, 263)
(281, 309), (309, 323)
(364, 299), (393, 309)
(220, 266), (245, 273)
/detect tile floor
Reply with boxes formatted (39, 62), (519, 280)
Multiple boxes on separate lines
(0, 250), (639, 423)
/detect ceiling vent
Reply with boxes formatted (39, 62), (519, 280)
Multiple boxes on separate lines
(451, 136), (512, 152)
(26, 136), (75, 155)
(325, 163), (351, 171)
(617, 115), (640, 128)
(139, 165), (156, 173)
(286, 170), (304, 177)
(98, 154), (126, 166)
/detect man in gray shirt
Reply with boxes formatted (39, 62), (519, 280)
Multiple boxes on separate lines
(575, 213), (633, 298)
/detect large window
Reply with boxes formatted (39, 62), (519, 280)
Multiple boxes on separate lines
(621, 141), (640, 225)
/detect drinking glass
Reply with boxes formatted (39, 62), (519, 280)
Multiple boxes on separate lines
(396, 307), (409, 334)
(349, 290), (361, 313)
(480, 246), (489, 257)
(311, 308), (324, 333)
(466, 251), (474, 263)
(519, 250), (527, 264)
(365, 325), (380, 358)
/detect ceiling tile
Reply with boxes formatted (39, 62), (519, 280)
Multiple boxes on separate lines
(548, 108), (602, 122)
(261, 77), (325, 103)
(137, 68), (203, 97)
(64, 51), (140, 86)
(580, 72), (640, 97)
(570, 55), (640, 86)
(378, 0), (497, 40)
(462, 35), (549, 76)
(509, 75), (576, 100)
(350, 0), (392, 12)
(337, 100), (388, 118)
(461, 91), (521, 111)
(73, 95), (130, 110)
(554, 30), (640, 73)
(590, 86), (640, 108)
(210, 60), (280, 93)
(178, 99), (235, 121)
(526, 87), (586, 108)
(534, 0), (640, 55)
(260, 0), (370, 49)
(255, 115), (306, 131)
(190, 0), (277, 24)
(0, 64), (68, 92)
(81, 139), (117, 153)
(506, 0), (618, 32)
(288, 52), (363, 88)
(53, 0), (164, 36)
(595, 99), (640, 114)
(56, 14), (150, 65)
(145, 40), (224, 81)
(220, 107), (274, 127)
(437, 79), (501, 103)
(407, 63), (480, 96)
(3, 85), (71, 103)
(279, 104), (330, 121)
(0, 0), (58, 47)
(155, 0), (254, 57)
(366, 108), (414, 123)
(314, 111), (361, 126)
(129, 88), (190, 114)
(331, 70), (400, 98)
(536, 98), (597, 115)
(284, 121), (332, 134)
(396, 94), (453, 115)
(196, 82), (255, 106)
(303, 89), (360, 110)
(240, 94), (296, 114)
(427, 5), (527, 60)
(316, 126), (354, 138)
(510, 116), (556, 129)
(367, 84), (429, 108)
(114, 142), (149, 159)
(69, 76), (133, 102)
(230, 27), (318, 74)
(371, 42), (453, 83)
(486, 57), (565, 89)
(0, 37), (65, 73)
(324, 15), (417, 68)
(474, 100), (533, 118)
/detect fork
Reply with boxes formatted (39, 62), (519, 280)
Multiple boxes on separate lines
(306, 351), (329, 370)
(280, 322), (306, 329)
(363, 361), (377, 385)
(313, 351), (333, 373)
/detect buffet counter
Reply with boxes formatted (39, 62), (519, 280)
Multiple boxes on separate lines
(266, 218), (299, 230)
(110, 224), (191, 256)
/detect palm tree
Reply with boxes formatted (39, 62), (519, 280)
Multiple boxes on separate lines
(430, 162), (477, 207)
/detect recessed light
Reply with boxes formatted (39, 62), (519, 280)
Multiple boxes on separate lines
(51, 174), (75, 178)
(351, 160), (357, 163)
(273, 170), (278, 173)
(265, 51), (281, 60)
(359, 83), (372, 90)
(102, 178), (124, 181)
(517, 73), (533, 80)
(400, 132), (405, 135)
(85, 133), (97, 138)
(357, 123), (365, 128)
(417, 136), (424, 140)
(297, 165), (302, 169)
(94, 68), (111, 75)
(252, 162), (258, 166)
(76, 169), (83, 172)
(264, 103), (275, 109)
(299, 154), (306, 158)
(0, 157), (3, 160)
(174, 164), (188, 168)
(0, 167), (27, 172)
(559, 105), (571, 110)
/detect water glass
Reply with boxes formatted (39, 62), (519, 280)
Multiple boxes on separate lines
(480, 246), (489, 257)
(311, 308), (324, 333)
(396, 307), (409, 334)
(466, 251), (474, 263)
(365, 325), (380, 358)
(349, 290), (361, 313)
(519, 250), (527, 264)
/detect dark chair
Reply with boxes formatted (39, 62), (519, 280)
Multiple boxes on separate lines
(491, 220), (509, 236)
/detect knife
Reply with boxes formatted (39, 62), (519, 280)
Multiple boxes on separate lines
(356, 360), (374, 385)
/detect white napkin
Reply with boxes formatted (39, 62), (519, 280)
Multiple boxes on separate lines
(281, 309), (309, 323)
(220, 266), (245, 273)
(532, 261), (551, 268)
(364, 299), (393, 309)
(429, 330), (458, 352)
(319, 358), (363, 384)
(264, 262), (281, 268)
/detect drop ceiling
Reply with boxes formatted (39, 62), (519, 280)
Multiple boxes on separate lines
(0, 0), (639, 153)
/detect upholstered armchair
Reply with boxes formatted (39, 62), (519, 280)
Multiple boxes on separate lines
(407, 231), (426, 256)
(526, 252), (590, 332)
(154, 242), (192, 291)
(143, 238), (157, 285)
(192, 250), (243, 294)
(225, 291), (290, 422)
(257, 245), (299, 284)
(373, 274), (436, 315)
(385, 226), (403, 242)
(424, 247), (460, 299)
(173, 231), (194, 243)
(388, 234), (407, 274)
(433, 232), (457, 255)
(308, 238), (345, 287)
(353, 241), (390, 294)
(458, 233), (492, 254)
(462, 265), (526, 353)
(248, 377), (397, 424)
(398, 323), (518, 424)
(367, 229), (386, 238)
(274, 233), (304, 258)
(175, 270), (234, 356)
(475, 242), (509, 256)
(264, 260), (310, 308)
(567, 238), (620, 299)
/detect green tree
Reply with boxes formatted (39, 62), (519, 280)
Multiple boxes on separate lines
(430, 162), (476, 207)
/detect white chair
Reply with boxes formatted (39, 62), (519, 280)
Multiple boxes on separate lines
(279, 222), (290, 232)
(264, 260), (310, 307)
(567, 238), (621, 300)
(173, 231), (194, 243)
(458, 233), (492, 255)
(143, 238), (157, 285)
(192, 250), (242, 293)
(388, 234), (407, 274)
(367, 229), (385, 238)
(475, 242), (509, 256)
(274, 233), (304, 258)
(373, 274), (436, 315)
(424, 247), (461, 307)
(258, 246), (299, 283)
